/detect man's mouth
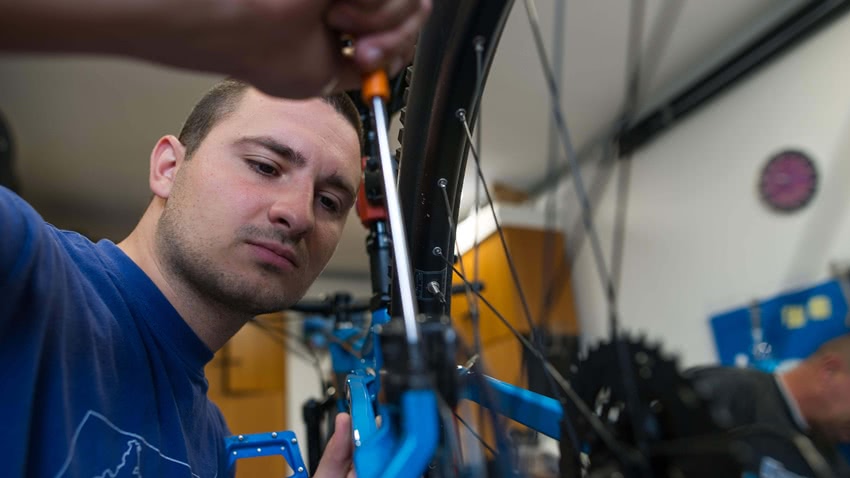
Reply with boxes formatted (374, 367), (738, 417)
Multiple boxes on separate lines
(245, 240), (300, 270)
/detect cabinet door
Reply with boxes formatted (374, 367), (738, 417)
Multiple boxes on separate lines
(452, 227), (579, 386)
(206, 313), (289, 477)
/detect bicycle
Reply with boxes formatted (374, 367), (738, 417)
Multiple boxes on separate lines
(224, 1), (848, 476)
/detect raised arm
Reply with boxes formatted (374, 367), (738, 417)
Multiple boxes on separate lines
(0, 0), (430, 98)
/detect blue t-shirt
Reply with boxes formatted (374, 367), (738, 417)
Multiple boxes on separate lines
(0, 187), (231, 477)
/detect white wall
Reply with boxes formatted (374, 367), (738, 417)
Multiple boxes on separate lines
(550, 13), (850, 366)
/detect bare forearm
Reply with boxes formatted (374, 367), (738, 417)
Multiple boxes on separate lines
(0, 0), (264, 85)
(0, 0), (431, 98)
(0, 0), (153, 53)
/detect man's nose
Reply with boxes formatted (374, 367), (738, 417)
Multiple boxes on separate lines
(268, 185), (315, 238)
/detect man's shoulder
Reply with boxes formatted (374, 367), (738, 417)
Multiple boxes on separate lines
(1, 187), (108, 316)
(688, 365), (805, 438)
(0, 185), (101, 267)
(685, 365), (771, 389)
(683, 366), (775, 415)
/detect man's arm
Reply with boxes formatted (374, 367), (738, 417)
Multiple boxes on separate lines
(0, 0), (430, 98)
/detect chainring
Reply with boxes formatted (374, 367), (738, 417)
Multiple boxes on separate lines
(559, 335), (743, 478)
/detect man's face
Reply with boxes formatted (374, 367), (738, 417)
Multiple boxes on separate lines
(156, 91), (361, 315)
(813, 357), (850, 442)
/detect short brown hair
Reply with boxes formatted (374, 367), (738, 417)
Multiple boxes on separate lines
(178, 79), (364, 158)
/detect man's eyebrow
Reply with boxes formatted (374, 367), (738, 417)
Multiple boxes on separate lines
(325, 173), (358, 202)
(236, 136), (307, 167)
(237, 135), (358, 201)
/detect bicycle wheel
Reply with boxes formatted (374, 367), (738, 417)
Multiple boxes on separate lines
(390, 1), (840, 477)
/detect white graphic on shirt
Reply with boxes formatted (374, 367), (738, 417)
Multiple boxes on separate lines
(53, 410), (216, 478)
(94, 440), (142, 478)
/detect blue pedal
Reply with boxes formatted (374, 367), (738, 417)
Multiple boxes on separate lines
(224, 430), (308, 477)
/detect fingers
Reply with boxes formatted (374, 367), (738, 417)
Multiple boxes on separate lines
(327, 0), (431, 72)
(327, 0), (420, 36)
(312, 413), (354, 478)
(354, 15), (418, 73)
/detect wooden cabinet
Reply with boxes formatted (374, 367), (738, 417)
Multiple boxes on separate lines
(451, 227), (579, 386)
(206, 313), (289, 477)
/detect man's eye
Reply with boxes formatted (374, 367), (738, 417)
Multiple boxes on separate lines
(318, 195), (340, 213)
(249, 160), (278, 176)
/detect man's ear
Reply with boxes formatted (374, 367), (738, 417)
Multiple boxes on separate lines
(149, 135), (186, 199)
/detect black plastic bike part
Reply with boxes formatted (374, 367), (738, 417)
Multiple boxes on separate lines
(356, 92), (395, 310)
(420, 319), (460, 408)
(302, 398), (321, 474)
(366, 221), (392, 309)
(362, 156), (383, 202)
(288, 294), (370, 316)
(377, 317), (410, 410)
(302, 393), (336, 475)
(377, 318), (431, 398)
(618, 0), (850, 156)
(375, 317), (432, 442)
(334, 293), (354, 325)
(357, 139), (392, 308)
(395, 0), (514, 320)
(561, 335), (743, 478)
(449, 281), (483, 296)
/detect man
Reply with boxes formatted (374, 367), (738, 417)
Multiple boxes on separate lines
(1, 79), (364, 476)
(0, 0), (429, 476)
(688, 334), (850, 477)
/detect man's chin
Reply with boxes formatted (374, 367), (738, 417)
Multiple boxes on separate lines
(239, 280), (307, 313)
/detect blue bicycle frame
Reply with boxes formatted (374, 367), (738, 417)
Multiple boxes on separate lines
(224, 304), (564, 478)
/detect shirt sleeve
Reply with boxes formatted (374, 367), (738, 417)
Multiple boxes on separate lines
(0, 186), (57, 327)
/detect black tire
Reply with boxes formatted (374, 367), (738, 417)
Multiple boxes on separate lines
(395, 0), (514, 319)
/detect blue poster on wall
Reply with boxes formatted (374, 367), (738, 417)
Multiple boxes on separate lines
(710, 278), (850, 369)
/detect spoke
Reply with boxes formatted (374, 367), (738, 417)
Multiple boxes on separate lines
(454, 411), (499, 457)
(457, 112), (538, 340)
(522, 0), (621, 337)
(611, 158), (632, 293)
(519, 2), (676, 470)
(540, 0), (567, 333)
(434, 395), (467, 470)
(457, 109), (580, 445)
(564, 146), (618, 263)
(439, 180), (483, 356)
(638, 0), (685, 103)
(609, 1), (651, 466)
(472, 35), (485, 362)
(547, 145), (618, 324)
(611, 0), (682, 293)
(440, 255), (644, 469)
(623, 0), (646, 116)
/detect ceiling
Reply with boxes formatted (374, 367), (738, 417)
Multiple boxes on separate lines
(0, 0), (803, 278)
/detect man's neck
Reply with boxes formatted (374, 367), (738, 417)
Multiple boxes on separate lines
(118, 205), (246, 352)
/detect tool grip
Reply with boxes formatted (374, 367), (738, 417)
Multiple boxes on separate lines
(362, 70), (390, 103)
